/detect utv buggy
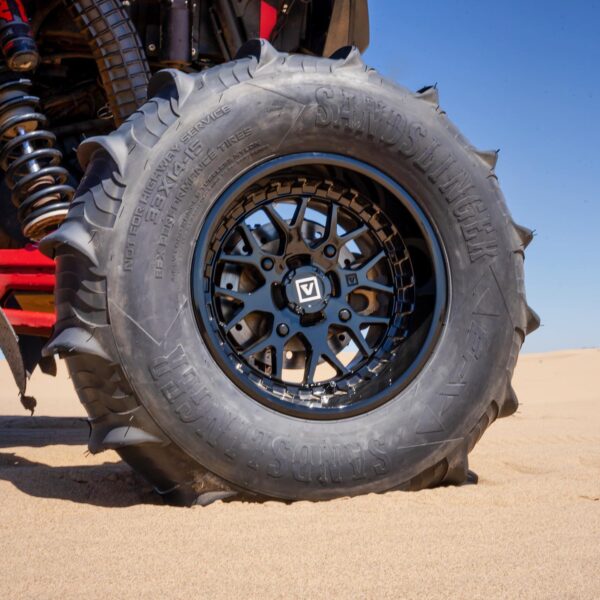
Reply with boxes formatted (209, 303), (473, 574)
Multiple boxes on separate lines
(0, 0), (537, 504)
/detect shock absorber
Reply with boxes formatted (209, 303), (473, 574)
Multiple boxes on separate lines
(0, 1), (74, 240)
(0, 0), (38, 71)
(0, 79), (74, 240)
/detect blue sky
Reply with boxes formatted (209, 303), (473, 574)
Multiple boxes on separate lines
(364, 0), (600, 352)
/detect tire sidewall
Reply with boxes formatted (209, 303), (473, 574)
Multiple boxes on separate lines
(105, 69), (519, 499)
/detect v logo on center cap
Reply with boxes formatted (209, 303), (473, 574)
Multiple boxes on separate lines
(300, 282), (314, 295)
(295, 275), (321, 303)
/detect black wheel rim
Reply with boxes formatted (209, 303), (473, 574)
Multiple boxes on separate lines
(192, 154), (447, 419)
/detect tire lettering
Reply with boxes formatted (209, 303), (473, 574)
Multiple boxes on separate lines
(246, 429), (266, 471)
(292, 444), (311, 483)
(267, 437), (291, 479)
(368, 438), (390, 476)
(315, 86), (335, 126)
(312, 86), (498, 262)
(316, 442), (343, 485)
(149, 345), (209, 423)
(346, 442), (366, 480)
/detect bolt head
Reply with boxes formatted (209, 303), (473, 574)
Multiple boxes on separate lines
(261, 257), (274, 271)
(276, 323), (289, 336)
(324, 244), (337, 258)
(339, 309), (351, 322)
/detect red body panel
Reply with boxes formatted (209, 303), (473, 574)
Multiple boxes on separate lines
(259, 1), (278, 40)
(0, 246), (55, 336)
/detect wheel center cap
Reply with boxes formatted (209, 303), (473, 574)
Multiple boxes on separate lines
(284, 266), (330, 314)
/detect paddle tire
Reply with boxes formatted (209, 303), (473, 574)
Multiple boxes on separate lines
(41, 41), (539, 504)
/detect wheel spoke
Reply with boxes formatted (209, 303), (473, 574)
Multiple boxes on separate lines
(241, 330), (289, 380)
(344, 321), (371, 356)
(269, 343), (285, 379)
(358, 279), (394, 294)
(317, 203), (368, 252)
(322, 349), (348, 376)
(358, 314), (390, 327)
(239, 222), (264, 254)
(263, 197), (311, 254)
(344, 249), (394, 294)
(340, 223), (368, 243)
(217, 283), (272, 332)
(242, 331), (279, 358)
(241, 335), (271, 358)
(301, 326), (338, 384)
(214, 286), (246, 303)
(322, 202), (339, 243)
(354, 249), (386, 276)
(218, 222), (265, 270)
(292, 196), (309, 229)
(304, 349), (321, 385)
(263, 204), (290, 237)
(223, 304), (256, 332)
(219, 252), (257, 267)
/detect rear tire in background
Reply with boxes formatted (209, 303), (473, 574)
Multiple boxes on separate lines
(41, 41), (538, 504)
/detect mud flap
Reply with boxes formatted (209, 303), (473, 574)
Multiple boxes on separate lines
(0, 307), (37, 413)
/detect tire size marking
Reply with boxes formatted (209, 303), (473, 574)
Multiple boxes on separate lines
(314, 86), (498, 263)
(167, 133), (266, 283)
(124, 105), (233, 272)
(152, 127), (255, 280)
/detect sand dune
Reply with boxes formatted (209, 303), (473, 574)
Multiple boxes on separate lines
(1, 349), (599, 599)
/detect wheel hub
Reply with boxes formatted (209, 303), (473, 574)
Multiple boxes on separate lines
(284, 265), (331, 315)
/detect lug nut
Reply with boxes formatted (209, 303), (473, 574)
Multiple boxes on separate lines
(276, 323), (289, 336)
(324, 244), (336, 258)
(339, 309), (351, 322)
(262, 257), (274, 271)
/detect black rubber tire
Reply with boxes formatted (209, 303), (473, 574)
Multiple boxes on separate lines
(41, 41), (539, 504)
(64, 0), (150, 125)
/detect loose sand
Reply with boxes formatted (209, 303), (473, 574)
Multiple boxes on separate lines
(1, 349), (599, 599)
